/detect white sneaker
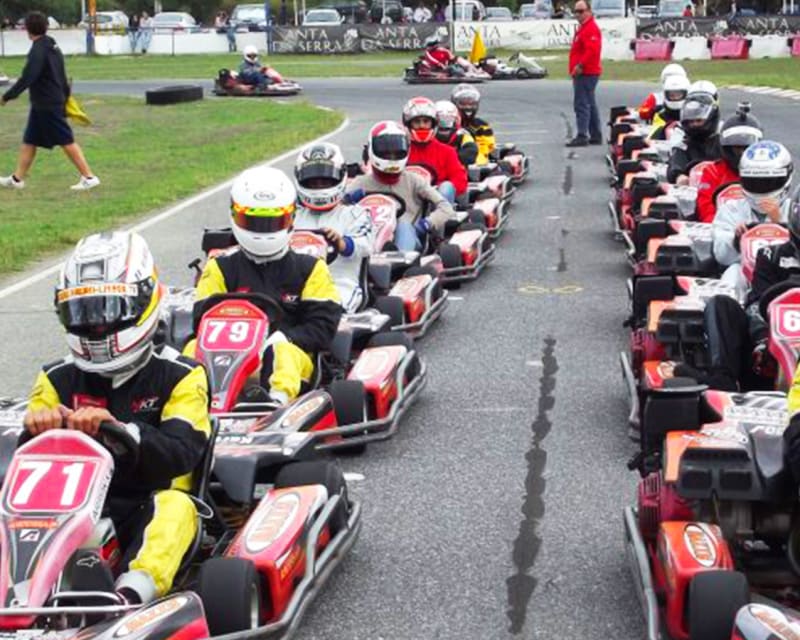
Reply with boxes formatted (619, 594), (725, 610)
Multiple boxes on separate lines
(0, 175), (25, 189)
(70, 175), (100, 191)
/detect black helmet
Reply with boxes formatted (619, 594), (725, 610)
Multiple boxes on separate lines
(788, 185), (800, 252)
(680, 91), (720, 141)
(719, 104), (763, 171)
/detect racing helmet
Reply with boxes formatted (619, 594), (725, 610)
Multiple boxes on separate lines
(243, 44), (259, 62)
(451, 83), (481, 121)
(738, 141), (793, 216)
(788, 185), (800, 251)
(56, 231), (163, 377)
(662, 74), (690, 111)
(294, 142), (347, 212)
(368, 120), (410, 178)
(660, 63), (687, 86)
(719, 108), (763, 171)
(434, 100), (461, 143)
(403, 96), (438, 144)
(689, 79), (719, 102)
(424, 35), (441, 48)
(680, 87), (720, 140)
(230, 167), (296, 261)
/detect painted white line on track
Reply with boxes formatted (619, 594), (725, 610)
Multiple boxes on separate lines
(448, 296), (464, 301)
(0, 117), (352, 302)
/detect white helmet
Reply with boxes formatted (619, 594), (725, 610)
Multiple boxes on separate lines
(434, 100), (461, 142)
(739, 141), (794, 215)
(294, 142), (347, 212)
(243, 44), (259, 62)
(663, 74), (690, 111)
(368, 120), (409, 176)
(56, 232), (163, 377)
(660, 63), (687, 86)
(230, 167), (296, 261)
(688, 80), (718, 102)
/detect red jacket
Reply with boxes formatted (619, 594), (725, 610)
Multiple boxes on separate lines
(637, 92), (662, 122)
(569, 16), (602, 76)
(424, 46), (454, 70)
(695, 158), (739, 223)
(409, 138), (468, 195)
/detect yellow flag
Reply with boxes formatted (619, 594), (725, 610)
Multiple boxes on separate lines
(469, 30), (487, 64)
(65, 95), (91, 126)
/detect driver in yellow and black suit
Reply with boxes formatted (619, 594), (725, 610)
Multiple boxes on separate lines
(194, 166), (342, 405)
(23, 231), (210, 606)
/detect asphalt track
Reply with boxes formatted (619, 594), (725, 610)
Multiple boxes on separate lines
(2, 78), (800, 639)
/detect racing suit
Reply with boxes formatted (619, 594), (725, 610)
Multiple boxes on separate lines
(294, 204), (375, 313)
(638, 91), (663, 122)
(424, 45), (455, 71)
(347, 171), (456, 251)
(667, 130), (721, 184)
(26, 347), (210, 604)
(694, 241), (800, 391)
(409, 137), (468, 199)
(238, 58), (271, 88)
(461, 116), (496, 165)
(712, 197), (790, 297)
(439, 128), (479, 167)
(195, 249), (342, 402)
(696, 158), (740, 223)
(648, 106), (681, 141)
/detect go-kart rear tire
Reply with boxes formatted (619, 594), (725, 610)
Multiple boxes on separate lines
(197, 557), (262, 636)
(459, 221), (488, 233)
(439, 243), (462, 269)
(374, 295), (405, 327)
(274, 460), (348, 534)
(145, 84), (203, 106)
(405, 265), (443, 300)
(467, 209), (486, 225)
(329, 380), (368, 454)
(368, 331), (420, 379)
(688, 570), (749, 640)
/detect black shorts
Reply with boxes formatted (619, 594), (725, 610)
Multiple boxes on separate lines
(23, 107), (74, 149)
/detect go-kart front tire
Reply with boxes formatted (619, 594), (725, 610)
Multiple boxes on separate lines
(197, 557), (262, 636)
(275, 460), (349, 534)
(374, 295), (405, 327)
(688, 570), (749, 640)
(329, 380), (368, 454)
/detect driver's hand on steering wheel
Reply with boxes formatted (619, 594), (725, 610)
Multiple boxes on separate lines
(66, 407), (119, 437)
(761, 198), (782, 223)
(23, 405), (70, 435)
(322, 228), (346, 253)
(735, 222), (749, 238)
(676, 175), (690, 186)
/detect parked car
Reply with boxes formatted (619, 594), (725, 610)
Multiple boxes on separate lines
(592, 0), (626, 16)
(16, 16), (60, 29)
(656, 0), (685, 16)
(303, 8), (344, 25)
(369, 0), (404, 22)
(518, 0), (552, 18)
(320, 0), (369, 22)
(79, 11), (129, 31)
(229, 4), (267, 31)
(447, 0), (488, 20)
(151, 11), (199, 32)
(635, 3), (658, 17)
(485, 6), (514, 20)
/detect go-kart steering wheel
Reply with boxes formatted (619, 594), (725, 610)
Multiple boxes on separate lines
(758, 278), (800, 321)
(303, 229), (341, 265)
(192, 292), (284, 334)
(18, 421), (140, 467)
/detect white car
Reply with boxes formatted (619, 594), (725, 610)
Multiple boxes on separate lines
(78, 11), (130, 31)
(302, 8), (344, 25)
(151, 12), (199, 32)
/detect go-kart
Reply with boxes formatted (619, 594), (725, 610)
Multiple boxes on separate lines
(212, 67), (302, 96)
(478, 52), (548, 80)
(403, 57), (489, 84)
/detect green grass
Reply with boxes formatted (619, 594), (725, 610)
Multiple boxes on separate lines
(0, 96), (342, 275)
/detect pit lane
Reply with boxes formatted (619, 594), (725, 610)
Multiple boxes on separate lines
(2, 78), (799, 639)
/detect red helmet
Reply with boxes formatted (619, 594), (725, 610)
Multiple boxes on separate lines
(402, 96), (437, 144)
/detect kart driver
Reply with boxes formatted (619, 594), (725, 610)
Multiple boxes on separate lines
(293, 142), (374, 313)
(696, 105), (763, 223)
(712, 141), (792, 297)
(403, 96), (468, 203)
(238, 45), (273, 89)
(435, 99), (479, 168)
(347, 120), (456, 252)
(451, 84), (496, 165)
(23, 231), (210, 606)
(195, 166), (342, 405)
(638, 63), (688, 123)
(667, 81), (722, 184)
(422, 35), (459, 74)
(647, 74), (690, 141)
(677, 181), (800, 392)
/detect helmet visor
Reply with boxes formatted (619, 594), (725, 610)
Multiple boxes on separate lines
(56, 280), (154, 338)
(372, 134), (409, 161)
(231, 203), (295, 233)
(664, 89), (687, 104)
(681, 96), (714, 123)
(296, 161), (344, 190)
(741, 175), (790, 195)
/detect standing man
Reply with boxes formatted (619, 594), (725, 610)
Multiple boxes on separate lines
(567, 0), (603, 147)
(0, 12), (99, 191)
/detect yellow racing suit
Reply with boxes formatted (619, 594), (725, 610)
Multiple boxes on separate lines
(27, 347), (210, 603)
(195, 248), (342, 402)
(463, 116), (496, 165)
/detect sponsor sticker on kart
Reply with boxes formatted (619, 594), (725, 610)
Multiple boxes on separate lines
(723, 403), (788, 427)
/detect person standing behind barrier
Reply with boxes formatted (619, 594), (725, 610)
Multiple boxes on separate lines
(0, 12), (99, 191)
(566, 0), (603, 147)
(128, 12), (140, 53)
(139, 11), (153, 54)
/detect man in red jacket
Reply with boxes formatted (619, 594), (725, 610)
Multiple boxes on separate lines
(567, 0), (603, 147)
(402, 96), (467, 203)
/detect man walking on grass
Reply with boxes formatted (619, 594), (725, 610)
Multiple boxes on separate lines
(566, 0), (603, 147)
(1, 12), (99, 191)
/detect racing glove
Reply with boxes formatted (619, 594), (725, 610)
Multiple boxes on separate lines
(414, 217), (432, 237)
(751, 339), (777, 380)
(343, 188), (366, 205)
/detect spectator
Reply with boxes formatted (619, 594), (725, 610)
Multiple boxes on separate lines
(682, 3), (694, 15)
(472, 5), (480, 19)
(1, 17), (13, 30)
(729, 0), (738, 16)
(139, 11), (152, 54)
(279, 0), (288, 25)
(128, 12), (140, 52)
(434, 4), (446, 20)
(414, 3), (427, 22)
(214, 10), (227, 30)
(566, 0), (603, 147)
(0, 12), (99, 191)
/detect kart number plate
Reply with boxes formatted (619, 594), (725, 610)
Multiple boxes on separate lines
(199, 318), (259, 352)
(774, 305), (800, 340)
(4, 458), (97, 513)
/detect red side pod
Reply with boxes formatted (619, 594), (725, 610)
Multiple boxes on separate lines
(389, 275), (431, 323)
(448, 229), (483, 266)
(348, 345), (406, 419)
(654, 521), (734, 640)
